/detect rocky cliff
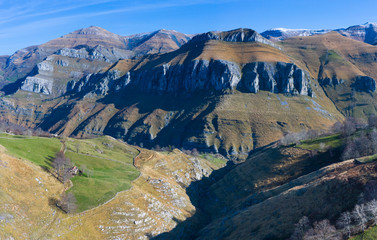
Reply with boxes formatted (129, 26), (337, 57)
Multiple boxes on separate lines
(352, 76), (377, 92)
(19, 52), (111, 96)
(191, 28), (279, 49)
(71, 60), (312, 96)
(1, 27), (191, 90)
(337, 22), (377, 45)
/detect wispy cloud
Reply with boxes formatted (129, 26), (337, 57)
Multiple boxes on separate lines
(0, 0), (117, 25)
(0, 0), (233, 37)
(0, 0), (237, 54)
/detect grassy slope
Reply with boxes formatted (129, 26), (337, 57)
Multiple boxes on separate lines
(0, 134), (139, 212)
(297, 134), (344, 151)
(281, 32), (377, 118)
(353, 227), (377, 240)
(0, 144), (65, 239)
(0, 135), (225, 239)
(65, 137), (139, 211)
(0, 133), (62, 168)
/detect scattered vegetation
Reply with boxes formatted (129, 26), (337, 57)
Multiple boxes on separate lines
(290, 181), (377, 240)
(0, 134), (139, 212)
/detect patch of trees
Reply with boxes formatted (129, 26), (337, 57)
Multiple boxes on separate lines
(290, 181), (377, 239)
(340, 116), (377, 161)
(52, 151), (77, 214)
(280, 129), (326, 146)
(0, 120), (51, 137)
(57, 192), (77, 214)
(52, 151), (74, 183)
(279, 115), (377, 162)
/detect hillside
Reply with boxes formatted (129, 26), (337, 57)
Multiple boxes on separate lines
(281, 32), (377, 118)
(0, 134), (225, 239)
(154, 127), (377, 240)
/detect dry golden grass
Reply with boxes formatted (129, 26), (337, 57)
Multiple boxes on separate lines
(209, 91), (343, 151)
(0, 142), (224, 239)
(41, 27), (126, 50)
(194, 41), (291, 64)
(0, 145), (65, 239)
(195, 146), (377, 240)
(107, 59), (138, 73)
(281, 32), (377, 80)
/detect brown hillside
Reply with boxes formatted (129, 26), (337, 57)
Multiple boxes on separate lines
(281, 31), (377, 80)
(282, 32), (377, 118)
(0, 141), (224, 239)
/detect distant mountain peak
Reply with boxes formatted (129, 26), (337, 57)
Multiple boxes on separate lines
(63, 26), (119, 39)
(189, 28), (278, 48)
(261, 28), (330, 41)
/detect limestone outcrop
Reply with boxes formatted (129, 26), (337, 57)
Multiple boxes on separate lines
(72, 60), (312, 97)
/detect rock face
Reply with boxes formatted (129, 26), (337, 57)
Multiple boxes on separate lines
(319, 76), (344, 87)
(72, 69), (124, 95)
(130, 60), (242, 93)
(20, 77), (53, 95)
(352, 76), (376, 92)
(319, 75), (376, 93)
(190, 28), (279, 49)
(1, 27), (191, 90)
(72, 60), (312, 96)
(337, 22), (377, 45)
(56, 45), (133, 63)
(242, 62), (312, 95)
(19, 52), (111, 96)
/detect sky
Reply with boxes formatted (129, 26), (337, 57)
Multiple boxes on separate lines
(0, 0), (377, 55)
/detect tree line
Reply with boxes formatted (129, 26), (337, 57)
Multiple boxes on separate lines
(280, 115), (377, 162)
(290, 181), (377, 240)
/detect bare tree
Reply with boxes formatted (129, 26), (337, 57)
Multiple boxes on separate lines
(52, 151), (73, 183)
(75, 142), (80, 153)
(303, 219), (341, 240)
(331, 121), (343, 134)
(58, 192), (77, 214)
(337, 211), (352, 239)
(353, 204), (368, 232)
(341, 117), (358, 137)
(191, 148), (200, 157)
(341, 133), (372, 160)
(366, 199), (377, 225)
(290, 216), (310, 240)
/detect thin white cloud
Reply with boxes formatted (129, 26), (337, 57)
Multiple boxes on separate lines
(0, 0), (117, 25)
(0, 0), (233, 34)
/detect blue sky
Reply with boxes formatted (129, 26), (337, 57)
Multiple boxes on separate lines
(0, 0), (377, 55)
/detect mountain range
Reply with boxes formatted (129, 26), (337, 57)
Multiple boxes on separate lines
(0, 22), (376, 157)
(2, 22), (377, 239)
